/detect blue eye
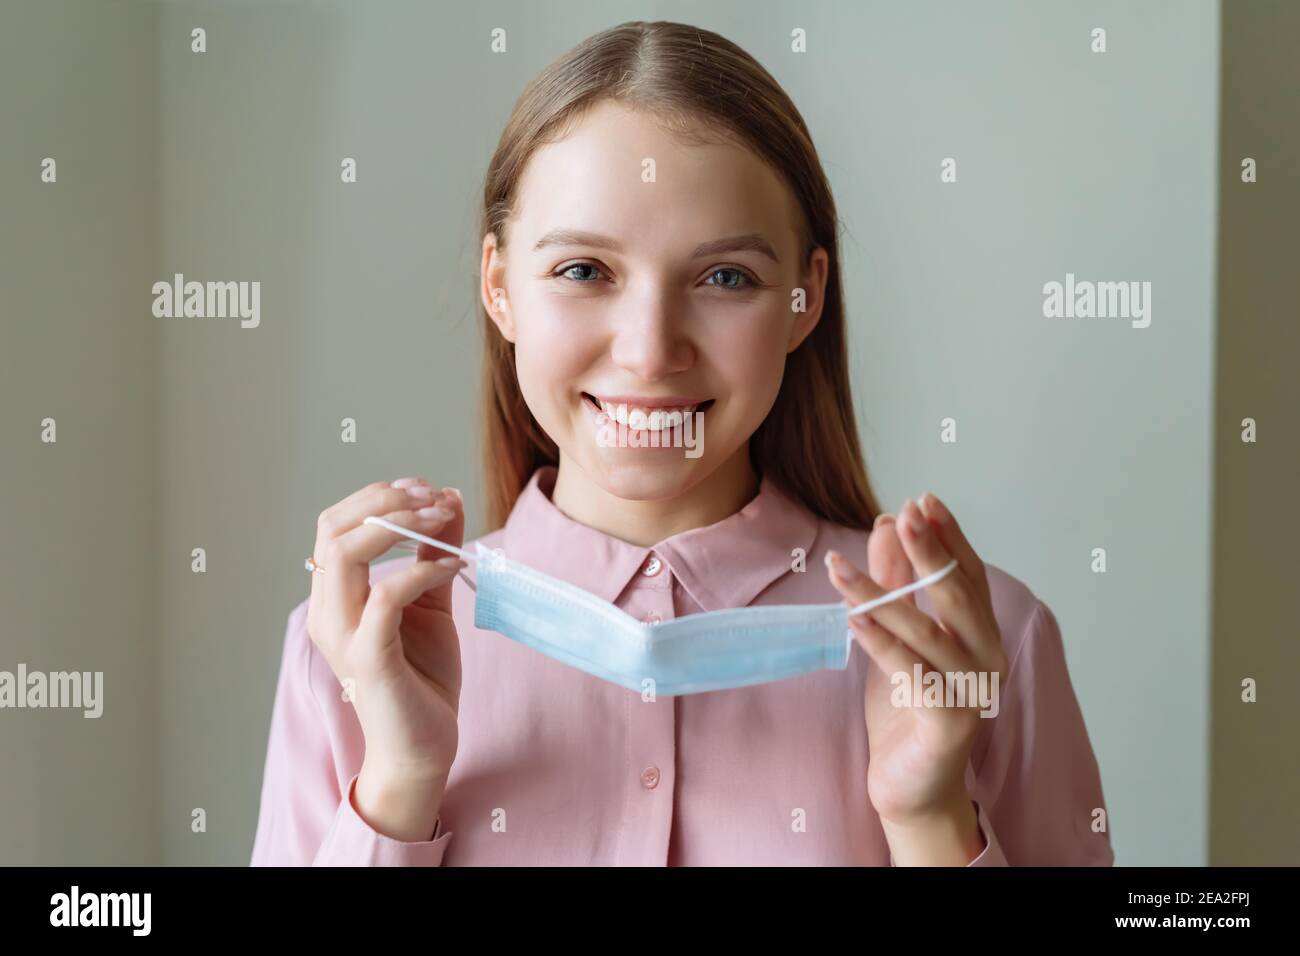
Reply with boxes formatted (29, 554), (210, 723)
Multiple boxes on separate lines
(556, 262), (603, 282)
(705, 267), (756, 291)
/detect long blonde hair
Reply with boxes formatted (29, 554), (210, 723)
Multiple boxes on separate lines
(479, 20), (881, 530)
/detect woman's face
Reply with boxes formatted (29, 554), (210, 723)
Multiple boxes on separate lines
(482, 99), (827, 504)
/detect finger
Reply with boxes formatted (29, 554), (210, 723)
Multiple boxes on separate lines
(331, 504), (459, 564)
(825, 550), (973, 675)
(407, 488), (466, 617)
(415, 487), (465, 566)
(895, 498), (999, 667)
(867, 516), (916, 607)
(323, 501), (458, 632)
(860, 520), (927, 699)
(852, 604), (952, 730)
(313, 479), (446, 620)
(357, 556), (466, 656)
(915, 492), (992, 611)
(850, 605), (925, 680)
(314, 479), (444, 558)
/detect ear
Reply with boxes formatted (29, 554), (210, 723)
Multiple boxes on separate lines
(786, 246), (829, 354)
(481, 231), (516, 343)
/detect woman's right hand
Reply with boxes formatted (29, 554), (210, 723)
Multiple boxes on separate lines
(305, 477), (467, 841)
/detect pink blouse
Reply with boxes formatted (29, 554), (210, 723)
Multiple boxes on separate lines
(251, 467), (1114, 866)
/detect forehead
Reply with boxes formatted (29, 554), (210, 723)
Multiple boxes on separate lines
(511, 100), (801, 258)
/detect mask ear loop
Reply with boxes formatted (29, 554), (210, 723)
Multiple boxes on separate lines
(846, 558), (959, 617)
(365, 515), (959, 608)
(363, 515), (481, 592)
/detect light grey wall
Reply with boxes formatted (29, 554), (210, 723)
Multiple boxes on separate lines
(829, 1), (1220, 865)
(153, 0), (489, 865)
(2, 0), (1229, 866)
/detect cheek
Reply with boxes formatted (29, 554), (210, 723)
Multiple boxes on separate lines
(707, 312), (792, 406)
(510, 301), (604, 416)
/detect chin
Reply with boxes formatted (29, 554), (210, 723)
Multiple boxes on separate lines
(583, 453), (712, 502)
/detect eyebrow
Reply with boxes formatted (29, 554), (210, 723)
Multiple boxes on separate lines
(532, 228), (780, 263)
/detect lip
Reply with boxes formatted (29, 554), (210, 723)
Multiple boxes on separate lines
(584, 393), (709, 408)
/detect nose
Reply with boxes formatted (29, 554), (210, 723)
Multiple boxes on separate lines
(609, 289), (695, 381)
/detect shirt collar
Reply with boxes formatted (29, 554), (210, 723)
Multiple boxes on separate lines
(500, 466), (821, 612)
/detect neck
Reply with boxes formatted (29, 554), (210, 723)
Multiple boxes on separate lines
(550, 448), (761, 547)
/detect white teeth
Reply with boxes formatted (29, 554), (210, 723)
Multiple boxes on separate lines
(598, 399), (700, 430)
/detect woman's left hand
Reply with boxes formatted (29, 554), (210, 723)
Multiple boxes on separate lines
(825, 492), (1008, 865)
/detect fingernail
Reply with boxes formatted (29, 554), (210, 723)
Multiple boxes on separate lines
(873, 513), (894, 529)
(417, 506), (453, 520)
(391, 477), (426, 489)
(904, 499), (925, 534)
(444, 487), (463, 504)
(406, 485), (436, 499)
(928, 493), (951, 523)
(437, 488), (461, 508)
(824, 550), (853, 577)
(434, 557), (465, 570)
(914, 495), (932, 525)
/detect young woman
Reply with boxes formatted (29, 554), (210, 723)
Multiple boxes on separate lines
(251, 21), (1112, 866)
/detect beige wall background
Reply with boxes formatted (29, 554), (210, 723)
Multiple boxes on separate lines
(1209, 0), (1300, 866)
(1, 0), (161, 864)
(3, 0), (1292, 866)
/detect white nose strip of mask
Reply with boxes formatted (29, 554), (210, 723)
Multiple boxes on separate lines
(362, 515), (958, 614)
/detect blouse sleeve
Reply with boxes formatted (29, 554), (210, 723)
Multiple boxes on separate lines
(967, 599), (1115, 866)
(249, 600), (454, 866)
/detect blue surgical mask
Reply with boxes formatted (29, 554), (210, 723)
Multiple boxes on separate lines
(365, 516), (956, 696)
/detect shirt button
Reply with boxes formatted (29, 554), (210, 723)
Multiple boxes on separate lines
(641, 555), (662, 576)
(642, 612), (661, 625)
(640, 766), (661, 790)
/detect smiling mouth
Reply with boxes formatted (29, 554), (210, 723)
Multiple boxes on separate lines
(582, 393), (714, 431)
